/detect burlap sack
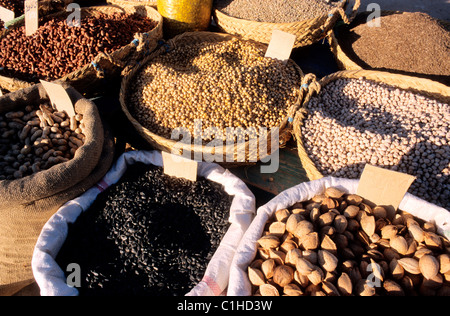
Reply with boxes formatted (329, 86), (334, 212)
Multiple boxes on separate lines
(0, 83), (115, 296)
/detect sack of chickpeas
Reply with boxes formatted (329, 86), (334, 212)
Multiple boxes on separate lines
(32, 150), (256, 296)
(228, 177), (450, 296)
(0, 83), (115, 296)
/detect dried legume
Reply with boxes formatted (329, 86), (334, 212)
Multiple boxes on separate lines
(56, 163), (232, 296)
(0, 12), (157, 82)
(300, 78), (449, 209)
(129, 38), (301, 142)
(0, 103), (84, 180)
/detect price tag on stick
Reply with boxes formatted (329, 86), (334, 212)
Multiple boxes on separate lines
(25, 0), (38, 36)
(40, 80), (76, 117)
(357, 164), (416, 219)
(265, 30), (296, 64)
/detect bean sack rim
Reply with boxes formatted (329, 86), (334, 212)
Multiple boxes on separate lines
(31, 150), (256, 296)
(227, 176), (450, 296)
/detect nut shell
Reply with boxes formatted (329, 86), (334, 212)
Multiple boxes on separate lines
(296, 257), (315, 275)
(261, 259), (276, 279)
(294, 220), (314, 238)
(273, 265), (294, 287)
(325, 187), (345, 199)
(259, 284), (280, 296)
(318, 250), (339, 272)
(360, 213), (376, 236)
(390, 258), (405, 280)
(439, 254), (450, 274)
(408, 225), (425, 243)
(286, 214), (302, 234)
(390, 236), (409, 255)
(257, 235), (280, 249)
(334, 214), (348, 234)
(419, 255), (440, 280)
(300, 232), (319, 250)
(248, 267), (266, 286)
(337, 272), (353, 296)
(284, 283), (303, 296)
(397, 258), (421, 275)
(383, 279), (405, 296)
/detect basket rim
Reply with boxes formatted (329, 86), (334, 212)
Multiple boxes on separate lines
(212, 0), (355, 27)
(293, 69), (450, 181)
(0, 4), (163, 92)
(106, 0), (157, 6)
(212, 0), (360, 47)
(119, 31), (307, 162)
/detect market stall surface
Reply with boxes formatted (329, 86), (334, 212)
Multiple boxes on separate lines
(96, 0), (449, 205)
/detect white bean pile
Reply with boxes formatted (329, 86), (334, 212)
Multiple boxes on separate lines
(301, 78), (449, 209)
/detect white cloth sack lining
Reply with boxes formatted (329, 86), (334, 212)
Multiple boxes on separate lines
(227, 176), (450, 296)
(31, 150), (256, 296)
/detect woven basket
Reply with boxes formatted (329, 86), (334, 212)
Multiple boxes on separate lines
(106, 0), (156, 8)
(0, 5), (163, 95)
(293, 69), (450, 181)
(120, 31), (311, 165)
(328, 11), (450, 85)
(212, 0), (360, 48)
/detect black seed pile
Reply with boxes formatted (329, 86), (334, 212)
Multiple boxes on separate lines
(56, 163), (232, 296)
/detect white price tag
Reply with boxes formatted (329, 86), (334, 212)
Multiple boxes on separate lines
(40, 80), (76, 117)
(25, 0), (38, 36)
(265, 30), (296, 64)
(0, 6), (15, 24)
(162, 151), (198, 182)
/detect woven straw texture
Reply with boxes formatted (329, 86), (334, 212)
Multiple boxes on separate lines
(213, 0), (360, 48)
(120, 31), (311, 165)
(293, 69), (450, 181)
(0, 5), (163, 95)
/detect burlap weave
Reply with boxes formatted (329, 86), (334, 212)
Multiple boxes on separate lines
(0, 84), (115, 296)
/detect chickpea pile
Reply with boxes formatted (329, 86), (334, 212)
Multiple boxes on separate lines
(129, 38), (301, 143)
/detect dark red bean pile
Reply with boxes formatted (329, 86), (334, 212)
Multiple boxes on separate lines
(0, 12), (157, 82)
(56, 163), (232, 296)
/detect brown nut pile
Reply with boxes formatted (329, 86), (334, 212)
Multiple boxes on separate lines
(248, 187), (450, 296)
(301, 78), (449, 210)
(130, 38), (301, 143)
(0, 12), (157, 82)
(0, 103), (85, 180)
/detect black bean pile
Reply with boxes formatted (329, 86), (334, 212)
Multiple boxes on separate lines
(56, 163), (232, 296)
